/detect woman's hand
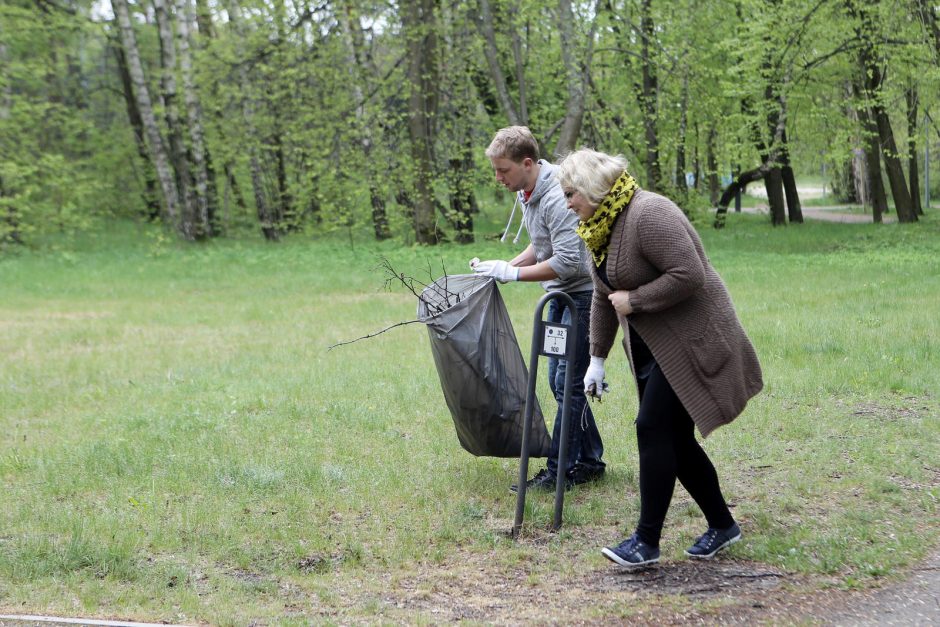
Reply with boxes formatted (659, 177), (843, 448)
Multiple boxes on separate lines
(608, 290), (633, 316)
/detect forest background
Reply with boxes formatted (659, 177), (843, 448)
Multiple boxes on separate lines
(2, 0), (940, 247)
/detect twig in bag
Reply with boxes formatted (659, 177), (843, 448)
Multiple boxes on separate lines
(327, 319), (422, 351)
(329, 258), (465, 351)
(377, 257), (461, 314)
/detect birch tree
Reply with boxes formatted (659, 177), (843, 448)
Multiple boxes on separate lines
(112, 0), (181, 229)
(154, 0), (199, 237)
(227, 0), (280, 241)
(176, 0), (215, 237)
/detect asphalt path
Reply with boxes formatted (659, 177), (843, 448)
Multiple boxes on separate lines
(827, 548), (940, 626)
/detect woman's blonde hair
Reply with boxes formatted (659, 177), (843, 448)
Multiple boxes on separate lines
(556, 148), (629, 206)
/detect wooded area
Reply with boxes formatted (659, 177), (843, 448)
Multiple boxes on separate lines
(1, 0), (939, 246)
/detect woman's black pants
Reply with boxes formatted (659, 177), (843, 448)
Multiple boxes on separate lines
(632, 337), (735, 547)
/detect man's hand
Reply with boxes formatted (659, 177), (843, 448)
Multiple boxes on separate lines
(470, 258), (519, 283)
(584, 356), (608, 400)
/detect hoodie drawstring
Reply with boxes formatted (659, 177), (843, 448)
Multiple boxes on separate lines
(500, 195), (527, 244)
(500, 195), (519, 243)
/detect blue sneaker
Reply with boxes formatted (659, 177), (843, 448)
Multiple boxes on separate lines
(601, 534), (660, 569)
(685, 522), (741, 559)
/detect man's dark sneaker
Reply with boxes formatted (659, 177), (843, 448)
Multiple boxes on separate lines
(509, 468), (566, 493)
(566, 463), (605, 487)
(601, 534), (660, 569)
(685, 522), (742, 559)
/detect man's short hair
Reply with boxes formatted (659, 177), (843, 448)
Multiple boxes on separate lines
(485, 126), (540, 163)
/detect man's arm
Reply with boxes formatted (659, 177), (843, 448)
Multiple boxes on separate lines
(542, 188), (587, 281)
(509, 245), (537, 267)
(510, 245), (558, 282)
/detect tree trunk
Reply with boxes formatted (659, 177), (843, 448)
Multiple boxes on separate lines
(842, 84), (866, 205)
(272, 127), (291, 228)
(442, 120), (478, 244)
(906, 86), (923, 215)
(270, 0), (292, 230)
(637, 0), (661, 191)
(780, 130), (803, 223)
(227, 0), (278, 240)
(857, 101), (888, 222)
(914, 0), (940, 58)
(854, 1), (916, 222)
(0, 175), (23, 246)
(112, 42), (161, 220)
(475, 0), (521, 126)
(154, 0), (198, 238)
(871, 87), (916, 222)
(449, 156), (476, 244)
(508, 0), (528, 125)
(706, 126), (720, 205)
(714, 166), (768, 228)
(403, 0), (441, 244)
(341, 0), (391, 240)
(674, 71), (689, 196)
(831, 157), (858, 204)
(852, 148), (868, 205)
(439, 6), (478, 244)
(112, 0), (181, 227)
(222, 161), (246, 232)
(176, 0), (214, 238)
(190, 0), (242, 231)
(554, 0), (583, 157)
(757, 82), (788, 225)
(764, 168), (787, 226)
(194, 0), (214, 37)
(553, 0), (598, 157)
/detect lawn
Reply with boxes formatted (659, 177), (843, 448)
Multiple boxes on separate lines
(1, 212), (938, 624)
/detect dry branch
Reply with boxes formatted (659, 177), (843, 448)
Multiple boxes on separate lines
(327, 319), (422, 351)
(328, 257), (461, 351)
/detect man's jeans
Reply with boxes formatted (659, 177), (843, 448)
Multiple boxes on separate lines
(545, 289), (605, 476)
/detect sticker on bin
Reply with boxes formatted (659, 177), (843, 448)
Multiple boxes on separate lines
(543, 325), (568, 355)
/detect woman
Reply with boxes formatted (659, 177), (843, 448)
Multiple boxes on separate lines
(556, 148), (763, 568)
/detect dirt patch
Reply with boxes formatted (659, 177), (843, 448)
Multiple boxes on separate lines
(348, 555), (843, 625)
(303, 519), (940, 625)
(585, 559), (786, 597)
(304, 520), (805, 625)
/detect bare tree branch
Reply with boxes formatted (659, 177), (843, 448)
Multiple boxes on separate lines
(328, 319), (422, 351)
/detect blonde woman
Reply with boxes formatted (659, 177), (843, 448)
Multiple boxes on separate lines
(557, 148), (763, 568)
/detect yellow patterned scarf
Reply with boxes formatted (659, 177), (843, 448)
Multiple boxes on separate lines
(575, 171), (639, 267)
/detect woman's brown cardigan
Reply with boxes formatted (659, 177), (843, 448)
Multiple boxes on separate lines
(589, 189), (763, 437)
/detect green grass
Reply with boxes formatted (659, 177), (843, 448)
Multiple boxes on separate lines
(1, 213), (938, 623)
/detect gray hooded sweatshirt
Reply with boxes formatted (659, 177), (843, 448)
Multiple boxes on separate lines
(520, 160), (594, 294)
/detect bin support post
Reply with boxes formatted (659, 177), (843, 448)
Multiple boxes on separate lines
(512, 291), (578, 538)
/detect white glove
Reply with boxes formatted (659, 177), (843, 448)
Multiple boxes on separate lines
(470, 258), (519, 283)
(584, 356), (608, 399)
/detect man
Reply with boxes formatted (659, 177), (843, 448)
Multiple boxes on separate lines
(470, 126), (606, 490)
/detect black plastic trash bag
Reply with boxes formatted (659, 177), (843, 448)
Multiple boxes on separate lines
(417, 274), (551, 458)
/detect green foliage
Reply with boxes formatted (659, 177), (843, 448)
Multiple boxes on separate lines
(0, 2), (134, 247)
(1, 0), (938, 246)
